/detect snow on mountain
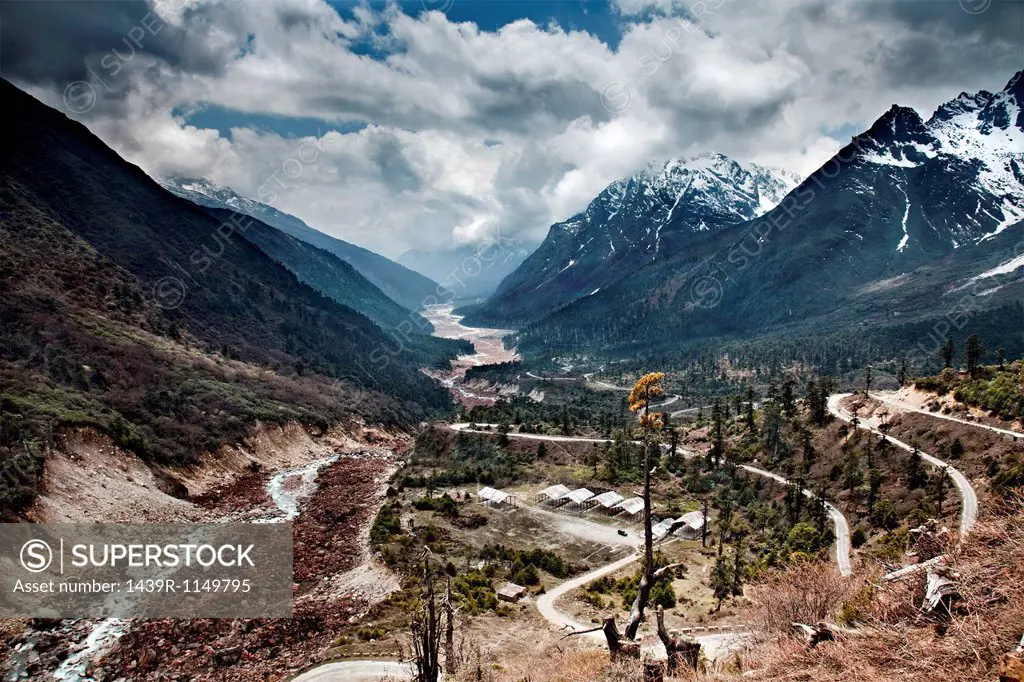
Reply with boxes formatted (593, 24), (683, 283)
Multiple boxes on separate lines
(160, 176), (440, 311)
(464, 153), (799, 327)
(852, 71), (1024, 249)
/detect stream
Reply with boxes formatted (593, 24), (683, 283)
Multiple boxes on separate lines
(42, 455), (340, 681)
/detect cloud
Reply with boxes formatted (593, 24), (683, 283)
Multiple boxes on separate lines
(2, 0), (1020, 258)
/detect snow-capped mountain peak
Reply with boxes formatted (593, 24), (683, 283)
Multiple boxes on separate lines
(466, 152), (800, 326)
(852, 70), (1024, 246)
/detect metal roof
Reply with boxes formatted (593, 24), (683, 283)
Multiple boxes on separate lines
(616, 497), (645, 515)
(497, 582), (527, 599)
(652, 518), (677, 539)
(678, 510), (705, 529)
(479, 487), (511, 504)
(561, 488), (595, 505)
(591, 491), (625, 508)
(538, 484), (571, 499)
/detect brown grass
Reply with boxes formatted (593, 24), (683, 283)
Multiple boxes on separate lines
(478, 499), (1024, 682)
(711, 498), (1024, 681)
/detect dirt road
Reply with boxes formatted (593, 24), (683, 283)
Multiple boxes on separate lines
(871, 390), (1024, 439)
(828, 393), (979, 536)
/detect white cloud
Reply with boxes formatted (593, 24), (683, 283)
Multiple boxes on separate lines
(12, 0), (1019, 258)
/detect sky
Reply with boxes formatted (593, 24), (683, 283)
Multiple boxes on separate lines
(2, 0), (1022, 258)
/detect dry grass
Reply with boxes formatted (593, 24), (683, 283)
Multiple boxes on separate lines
(713, 498), (1024, 681)
(750, 560), (861, 635)
(477, 499), (1024, 682)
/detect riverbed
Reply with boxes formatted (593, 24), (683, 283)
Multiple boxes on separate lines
(421, 303), (518, 406)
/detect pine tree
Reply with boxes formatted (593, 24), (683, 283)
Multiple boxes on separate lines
(864, 364), (873, 395)
(711, 553), (733, 612)
(745, 385), (757, 434)
(897, 357), (909, 387)
(934, 466), (949, 517)
(730, 539), (745, 597)
(710, 399), (725, 468)
(965, 334), (986, 377)
(781, 378), (796, 417)
(940, 337), (954, 369)
(906, 446), (926, 489)
(867, 466), (883, 515)
(802, 431), (816, 467)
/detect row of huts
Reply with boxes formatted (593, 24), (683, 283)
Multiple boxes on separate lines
(474, 484), (705, 541)
(532, 484), (705, 540)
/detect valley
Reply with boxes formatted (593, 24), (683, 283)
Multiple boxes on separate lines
(420, 304), (518, 407)
(1, 7), (1023, 681)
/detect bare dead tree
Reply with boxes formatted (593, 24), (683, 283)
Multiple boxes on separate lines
(411, 555), (443, 682)
(443, 577), (460, 677)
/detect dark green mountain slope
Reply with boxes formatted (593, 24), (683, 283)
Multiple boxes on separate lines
(0, 80), (460, 514)
(210, 207), (467, 366)
(163, 177), (439, 311)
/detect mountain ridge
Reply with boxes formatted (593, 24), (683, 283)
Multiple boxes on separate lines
(464, 153), (800, 327)
(513, 69), (1024, 366)
(0, 79), (462, 515)
(162, 176), (440, 312)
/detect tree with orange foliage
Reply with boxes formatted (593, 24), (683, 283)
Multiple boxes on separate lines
(565, 371), (693, 667)
(624, 372), (665, 639)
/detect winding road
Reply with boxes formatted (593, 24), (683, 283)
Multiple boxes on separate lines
(738, 463), (852, 576)
(827, 394), (979, 537)
(290, 660), (417, 681)
(870, 391), (1024, 440)
(448, 423), (853, 577)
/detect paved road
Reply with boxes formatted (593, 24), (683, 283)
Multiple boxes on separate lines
(535, 549), (748, 661)
(289, 660), (416, 681)
(828, 394), (979, 536)
(871, 391), (1024, 439)
(447, 424), (853, 576)
(451, 422), (613, 443)
(739, 464), (852, 576)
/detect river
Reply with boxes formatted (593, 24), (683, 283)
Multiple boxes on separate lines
(421, 303), (518, 406)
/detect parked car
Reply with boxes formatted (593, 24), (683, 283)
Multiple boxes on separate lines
(617, 529), (628, 537)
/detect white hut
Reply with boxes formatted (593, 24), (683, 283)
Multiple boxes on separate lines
(587, 491), (625, 513)
(615, 497), (646, 522)
(673, 511), (706, 540)
(478, 486), (517, 508)
(560, 487), (595, 510)
(651, 518), (673, 541)
(536, 484), (571, 506)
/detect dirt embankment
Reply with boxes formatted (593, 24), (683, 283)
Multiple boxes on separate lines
(28, 422), (401, 523)
(891, 385), (1024, 432)
(4, 422), (408, 681)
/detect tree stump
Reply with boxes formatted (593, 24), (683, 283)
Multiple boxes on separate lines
(656, 606), (701, 673)
(643, 660), (665, 682)
(601, 617), (641, 661)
